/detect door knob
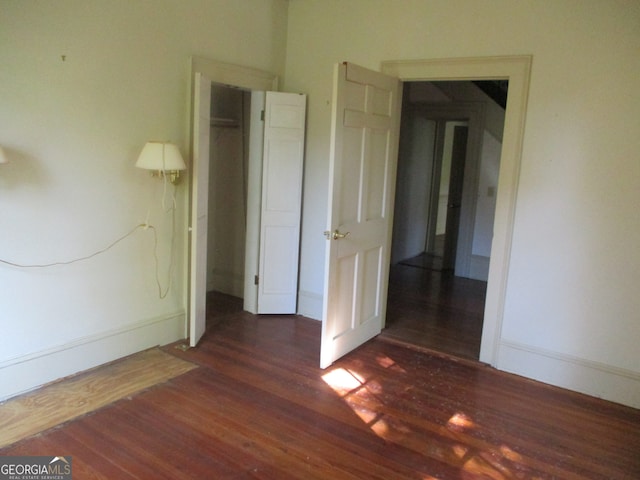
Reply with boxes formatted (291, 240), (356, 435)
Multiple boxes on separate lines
(324, 229), (350, 240)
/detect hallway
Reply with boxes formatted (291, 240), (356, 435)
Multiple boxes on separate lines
(381, 262), (487, 361)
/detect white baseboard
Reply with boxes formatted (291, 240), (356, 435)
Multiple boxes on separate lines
(497, 340), (640, 408)
(0, 312), (185, 402)
(297, 290), (322, 320)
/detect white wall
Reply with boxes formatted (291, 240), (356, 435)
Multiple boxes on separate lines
(473, 130), (501, 258)
(0, 0), (288, 400)
(285, 0), (640, 407)
(390, 115), (435, 264)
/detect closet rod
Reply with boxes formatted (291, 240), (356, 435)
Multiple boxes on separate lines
(211, 117), (240, 128)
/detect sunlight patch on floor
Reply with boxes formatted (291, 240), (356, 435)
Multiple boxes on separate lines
(452, 444), (470, 459)
(323, 363), (528, 479)
(447, 412), (476, 431)
(321, 368), (363, 396)
(322, 366), (400, 441)
(375, 354), (407, 373)
(499, 445), (523, 463)
(460, 454), (510, 480)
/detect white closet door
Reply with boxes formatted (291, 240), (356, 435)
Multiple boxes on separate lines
(189, 72), (211, 346)
(257, 92), (307, 314)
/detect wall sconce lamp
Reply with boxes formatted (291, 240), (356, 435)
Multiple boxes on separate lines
(135, 141), (186, 184)
(0, 146), (9, 165)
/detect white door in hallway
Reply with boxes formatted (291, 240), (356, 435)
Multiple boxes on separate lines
(320, 62), (402, 368)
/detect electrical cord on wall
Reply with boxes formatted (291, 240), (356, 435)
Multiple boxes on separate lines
(0, 224), (147, 269)
(1, 165), (182, 299)
(0, 215), (176, 300)
(153, 198), (178, 300)
(154, 170), (179, 299)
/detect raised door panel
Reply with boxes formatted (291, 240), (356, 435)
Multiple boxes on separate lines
(320, 63), (401, 368)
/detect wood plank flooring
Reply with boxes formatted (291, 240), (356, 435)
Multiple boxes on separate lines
(2, 294), (639, 479)
(0, 348), (196, 448)
(383, 263), (486, 360)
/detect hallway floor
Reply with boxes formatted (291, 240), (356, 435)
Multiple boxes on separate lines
(381, 262), (487, 361)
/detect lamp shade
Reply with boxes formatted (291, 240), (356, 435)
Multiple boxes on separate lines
(135, 141), (186, 171)
(0, 146), (8, 165)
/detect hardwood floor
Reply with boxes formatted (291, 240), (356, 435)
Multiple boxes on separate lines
(0, 349), (195, 448)
(383, 263), (486, 360)
(2, 293), (639, 479)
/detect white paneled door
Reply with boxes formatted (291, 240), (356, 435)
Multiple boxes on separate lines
(257, 92), (307, 313)
(189, 72), (211, 347)
(320, 63), (402, 368)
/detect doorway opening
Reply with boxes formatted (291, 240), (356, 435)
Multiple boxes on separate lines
(382, 80), (508, 361)
(207, 85), (251, 304)
(203, 86), (306, 321)
(189, 59), (307, 346)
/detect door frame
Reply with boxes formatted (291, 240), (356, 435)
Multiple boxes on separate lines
(382, 56), (532, 366)
(187, 57), (279, 341)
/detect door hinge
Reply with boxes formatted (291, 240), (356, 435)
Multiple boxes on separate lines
(254, 275), (259, 285)
(260, 110), (265, 121)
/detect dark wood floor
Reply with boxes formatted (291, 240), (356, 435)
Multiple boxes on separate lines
(383, 262), (487, 360)
(2, 294), (639, 479)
